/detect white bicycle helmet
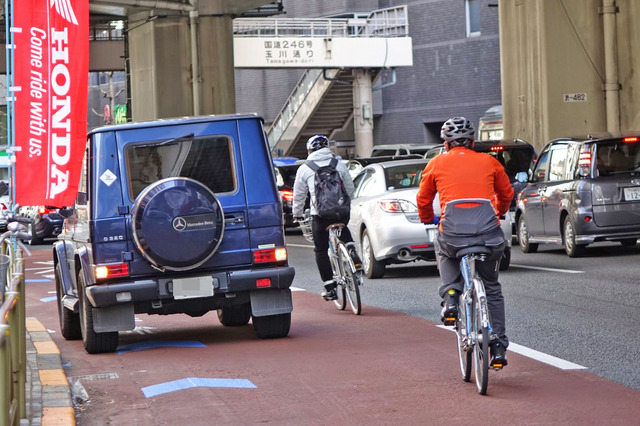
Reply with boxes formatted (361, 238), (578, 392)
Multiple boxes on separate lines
(306, 135), (329, 152)
(440, 117), (475, 143)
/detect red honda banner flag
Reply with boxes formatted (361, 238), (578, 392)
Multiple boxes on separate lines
(13, 0), (88, 207)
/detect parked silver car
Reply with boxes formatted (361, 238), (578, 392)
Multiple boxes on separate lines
(348, 158), (512, 278)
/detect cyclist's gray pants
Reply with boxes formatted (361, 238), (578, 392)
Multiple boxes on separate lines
(435, 235), (508, 348)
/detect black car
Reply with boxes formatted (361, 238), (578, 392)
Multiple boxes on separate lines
(18, 205), (65, 245)
(425, 139), (538, 232)
(516, 135), (640, 256)
(273, 158), (304, 227)
(54, 115), (295, 353)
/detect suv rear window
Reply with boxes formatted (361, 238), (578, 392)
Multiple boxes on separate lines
(595, 140), (640, 176)
(126, 136), (235, 198)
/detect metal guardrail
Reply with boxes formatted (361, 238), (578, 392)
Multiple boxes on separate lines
(234, 5), (409, 38)
(267, 68), (323, 148)
(0, 243), (26, 426)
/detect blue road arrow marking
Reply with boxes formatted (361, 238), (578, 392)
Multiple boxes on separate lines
(39, 296), (58, 303)
(142, 378), (256, 398)
(117, 340), (207, 354)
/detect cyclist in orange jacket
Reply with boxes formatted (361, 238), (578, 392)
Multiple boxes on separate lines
(417, 117), (513, 367)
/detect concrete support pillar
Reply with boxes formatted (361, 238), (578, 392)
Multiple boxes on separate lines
(602, 0), (620, 136)
(198, 15), (236, 115)
(352, 69), (374, 158)
(127, 12), (236, 121)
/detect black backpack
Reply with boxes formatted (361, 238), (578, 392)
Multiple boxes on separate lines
(306, 158), (351, 222)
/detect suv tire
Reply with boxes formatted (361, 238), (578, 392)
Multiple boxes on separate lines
(252, 313), (291, 339)
(518, 215), (538, 253)
(55, 263), (81, 340)
(132, 177), (224, 271)
(78, 270), (119, 354)
(217, 305), (251, 327)
(563, 217), (585, 257)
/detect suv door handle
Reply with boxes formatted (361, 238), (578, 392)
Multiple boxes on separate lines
(224, 215), (244, 225)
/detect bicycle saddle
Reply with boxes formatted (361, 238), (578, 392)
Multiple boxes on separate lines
(456, 245), (492, 258)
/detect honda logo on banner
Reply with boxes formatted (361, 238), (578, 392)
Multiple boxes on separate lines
(13, 0), (88, 207)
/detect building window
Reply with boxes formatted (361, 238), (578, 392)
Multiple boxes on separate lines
(466, 0), (481, 37)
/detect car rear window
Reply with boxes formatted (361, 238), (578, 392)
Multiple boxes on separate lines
(126, 135), (235, 199)
(476, 145), (535, 181)
(371, 149), (400, 157)
(383, 163), (427, 189)
(595, 139), (640, 176)
(274, 164), (300, 189)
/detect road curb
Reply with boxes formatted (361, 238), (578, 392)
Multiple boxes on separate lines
(24, 317), (75, 426)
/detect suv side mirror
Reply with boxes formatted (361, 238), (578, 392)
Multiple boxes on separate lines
(516, 171), (528, 183)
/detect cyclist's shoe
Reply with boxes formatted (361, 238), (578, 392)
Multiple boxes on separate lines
(321, 281), (338, 301)
(490, 341), (508, 369)
(440, 289), (460, 326)
(346, 243), (363, 272)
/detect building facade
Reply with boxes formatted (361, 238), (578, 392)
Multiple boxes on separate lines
(235, 0), (503, 148)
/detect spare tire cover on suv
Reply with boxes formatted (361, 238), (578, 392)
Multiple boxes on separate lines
(131, 177), (224, 271)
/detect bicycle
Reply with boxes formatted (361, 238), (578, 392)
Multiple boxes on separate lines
(453, 245), (498, 395)
(429, 198), (506, 395)
(298, 214), (363, 315)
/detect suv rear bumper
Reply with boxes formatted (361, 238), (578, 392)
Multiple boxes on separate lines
(86, 266), (295, 308)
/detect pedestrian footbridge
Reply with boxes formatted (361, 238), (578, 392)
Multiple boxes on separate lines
(233, 6), (413, 157)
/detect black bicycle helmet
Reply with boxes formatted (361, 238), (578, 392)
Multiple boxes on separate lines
(306, 135), (329, 152)
(440, 117), (475, 145)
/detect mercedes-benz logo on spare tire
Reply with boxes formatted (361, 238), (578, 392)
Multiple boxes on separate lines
(131, 177), (225, 271)
(173, 217), (187, 231)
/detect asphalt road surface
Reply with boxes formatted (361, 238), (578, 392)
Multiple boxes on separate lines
(23, 238), (640, 425)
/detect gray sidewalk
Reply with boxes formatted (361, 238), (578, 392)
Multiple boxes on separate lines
(22, 317), (74, 426)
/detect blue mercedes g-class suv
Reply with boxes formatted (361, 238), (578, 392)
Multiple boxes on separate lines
(54, 115), (295, 353)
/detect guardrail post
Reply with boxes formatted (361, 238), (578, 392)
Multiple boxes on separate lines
(1, 323), (11, 426)
(14, 251), (25, 419)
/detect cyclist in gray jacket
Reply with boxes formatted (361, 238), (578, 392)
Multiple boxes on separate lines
(292, 135), (362, 301)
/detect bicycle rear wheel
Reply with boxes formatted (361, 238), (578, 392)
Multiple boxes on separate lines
(333, 284), (347, 310)
(472, 279), (489, 395)
(456, 301), (472, 382)
(338, 243), (361, 315)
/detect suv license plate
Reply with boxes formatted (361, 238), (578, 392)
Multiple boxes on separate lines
(173, 276), (214, 299)
(624, 187), (640, 201)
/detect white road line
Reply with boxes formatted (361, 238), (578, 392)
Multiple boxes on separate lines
(510, 264), (584, 274)
(290, 286), (306, 292)
(287, 243), (314, 248)
(436, 325), (586, 370)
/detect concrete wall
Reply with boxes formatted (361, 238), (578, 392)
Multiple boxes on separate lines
(500, 0), (640, 153)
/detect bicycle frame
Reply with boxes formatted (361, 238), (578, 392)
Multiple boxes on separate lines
(456, 250), (495, 395)
(460, 254), (492, 337)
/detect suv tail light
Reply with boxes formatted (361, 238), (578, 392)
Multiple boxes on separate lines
(95, 263), (130, 280)
(490, 146), (504, 152)
(281, 189), (294, 202)
(253, 247), (287, 264)
(579, 152), (592, 166)
(38, 207), (56, 215)
(578, 151), (592, 177)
